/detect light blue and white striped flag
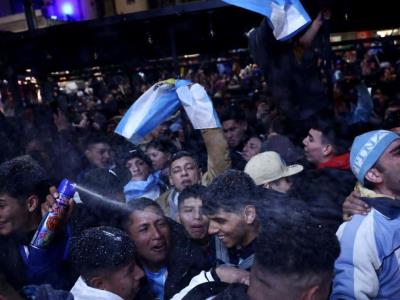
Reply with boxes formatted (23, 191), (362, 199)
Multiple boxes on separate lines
(114, 79), (191, 144)
(222, 0), (311, 41)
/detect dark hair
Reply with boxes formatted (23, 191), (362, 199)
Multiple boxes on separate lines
(168, 150), (199, 169)
(220, 108), (246, 123)
(146, 138), (178, 156)
(202, 170), (257, 215)
(0, 155), (49, 205)
(122, 198), (166, 230)
(126, 197), (164, 214)
(311, 118), (350, 155)
(83, 133), (110, 150)
(125, 148), (152, 169)
(70, 226), (136, 281)
(254, 196), (340, 283)
(178, 184), (206, 209)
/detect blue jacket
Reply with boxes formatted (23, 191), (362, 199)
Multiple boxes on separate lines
(331, 190), (400, 299)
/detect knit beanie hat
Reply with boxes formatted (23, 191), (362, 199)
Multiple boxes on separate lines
(350, 130), (399, 184)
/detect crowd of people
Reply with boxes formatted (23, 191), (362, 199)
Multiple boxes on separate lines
(1, 4), (400, 300)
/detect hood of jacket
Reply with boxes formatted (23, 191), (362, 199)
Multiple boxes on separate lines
(70, 277), (124, 300)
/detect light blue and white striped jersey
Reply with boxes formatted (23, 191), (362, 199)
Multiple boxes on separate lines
(331, 198), (400, 299)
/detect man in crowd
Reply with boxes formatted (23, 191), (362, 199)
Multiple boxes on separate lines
(123, 197), (210, 300)
(221, 108), (249, 170)
(331, 130), (400, 298)
(0, 156), (75, 291)
(70, 226), (146, 300)
(202, 170), (259, 270)
(302, 121), (350, 171)
(177, 184), (229, 265)
(218, 197), (340, 300)
(78, 133), (114, 180)
(154, 81), (230, 220)
(244, 151), (303, 193)
(157, 135), (230, 219)
(171, 193), (340, 300)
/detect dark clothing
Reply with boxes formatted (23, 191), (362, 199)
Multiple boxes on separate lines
(182, 282), (249, 300)
(214, 283), (249, 300)
(163, 220), (211, 300)
(230, 149), (246, 171)
(0, 228), (74, 291)
(0, 203), (112, 292)
(290, 167), (356, 233)
(248, 18), (329, 121)
(21, 284), (74, 300)
(227, 239), (256, 270)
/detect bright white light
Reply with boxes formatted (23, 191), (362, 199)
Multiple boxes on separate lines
(61, 3), (74, 15)
(50, 15), (58, 20)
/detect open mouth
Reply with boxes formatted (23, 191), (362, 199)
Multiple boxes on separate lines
(190, 225), (205, 233)
(181, 180), (192, 186)
(151, 242), (166, 252)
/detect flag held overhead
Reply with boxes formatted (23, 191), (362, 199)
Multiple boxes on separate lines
(222, 0), (311, 41)
(114, 79), (191, 144)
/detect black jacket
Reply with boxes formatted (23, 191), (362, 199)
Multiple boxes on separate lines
(141, 220), (211, 300)
(164, 220), (211, 299)
(181, 282), (249, 300)
(0, 203), (111, 292)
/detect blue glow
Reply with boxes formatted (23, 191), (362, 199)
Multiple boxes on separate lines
(61, 3), (74, 15)
(50, 15), (58, 20)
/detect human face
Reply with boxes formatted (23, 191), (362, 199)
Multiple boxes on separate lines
(146, 147), (170, 171)
(126, 157), (151, 181)
(207, 209), (253, 249)
(85, 143), (112, 168)
(0, 194), (31, 236)
(376, 139), (400, 197)
(127, 206), (171, 271)
(169, 156), (201, 192)
(302, 129), (327, 164)
(101, 261), (144, 300)
(223, 120), (247, 149)
(242, 137), (262, 161)
(266, 177), (292, 194)
(177, 197), (209, 240)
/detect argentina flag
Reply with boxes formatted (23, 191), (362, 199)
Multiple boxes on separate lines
(115, 79), (191, 144)
(222, 0), (311, 41)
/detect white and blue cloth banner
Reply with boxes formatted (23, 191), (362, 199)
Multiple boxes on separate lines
(115, 80), (221, 144)
(115, 80), (190, 144)
(222, 0), (311, 41)
(177, 83), (221, 130)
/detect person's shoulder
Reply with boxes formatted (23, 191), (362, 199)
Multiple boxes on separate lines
(213, 283), (249, 300)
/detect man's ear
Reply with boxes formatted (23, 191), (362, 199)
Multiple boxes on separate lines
(243, 205), (256, 225)
(84, 149), (92, 160)
(300, 285), (320, 300)
(322, 144), (333, 156)
(365, 167), (384, 184)
(176, 213), (181, 224)
(89, 276), (106, 290)
(26, 195), (40, 212)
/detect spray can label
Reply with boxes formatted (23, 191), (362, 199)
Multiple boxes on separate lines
(31, 179), (75, 249)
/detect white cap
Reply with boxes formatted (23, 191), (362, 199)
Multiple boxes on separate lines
(244, 151), (303, 185)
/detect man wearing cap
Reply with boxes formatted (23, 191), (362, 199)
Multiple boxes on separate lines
(331, 130), (400, 299)
(244, 151), (303, 193)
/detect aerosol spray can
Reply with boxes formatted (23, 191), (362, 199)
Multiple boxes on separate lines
(30, 178), (76, 249)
